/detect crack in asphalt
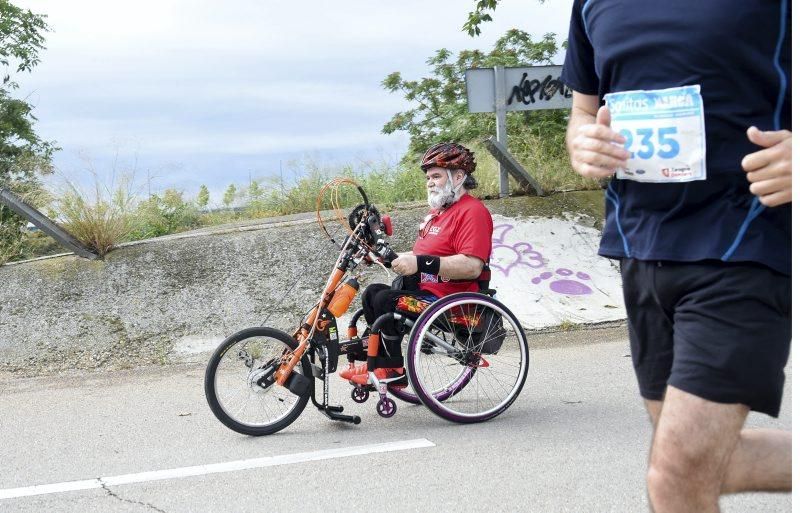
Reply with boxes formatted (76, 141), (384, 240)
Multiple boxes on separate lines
(100, 482), (168, 513)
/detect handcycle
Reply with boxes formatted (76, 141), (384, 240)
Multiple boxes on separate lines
(204, 179), (529, 435)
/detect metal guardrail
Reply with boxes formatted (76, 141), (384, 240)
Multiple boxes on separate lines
(482, 137), (544, 197)
(0, 187), (99, 260)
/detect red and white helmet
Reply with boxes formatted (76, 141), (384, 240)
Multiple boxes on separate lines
(420, 142), (476, 174)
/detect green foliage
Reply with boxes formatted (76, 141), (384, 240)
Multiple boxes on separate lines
(197, 184), (209, 208)
(463, 0), (498, 37)
(382, 29), (589, 193)
(222, 184), (236, 207)
(247, 179), (260, 199)
(11, 152), (592, 264)
(463, 0), (545, 36)
(0, 1), (56, 261)
(0, 0), (48, 82)
(239, 178), (274, 217)
(130, 189), (200, 239)
(382, 29), (560, 153)
(0, 89), (56, 180)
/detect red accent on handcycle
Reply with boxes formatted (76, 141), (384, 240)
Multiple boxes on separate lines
(382, 215), (393, 236)
(367, 333), (380, 357)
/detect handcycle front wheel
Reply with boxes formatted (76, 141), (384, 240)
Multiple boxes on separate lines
(406, 292), (529, 423)
(204, 327), (312, 436)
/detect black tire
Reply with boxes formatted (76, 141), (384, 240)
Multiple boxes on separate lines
(407, 293), (529, 424)
(204, 327), (311, 436)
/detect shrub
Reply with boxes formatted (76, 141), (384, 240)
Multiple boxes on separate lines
(129, 189), (201, 239)
(56, 179), (135, 257)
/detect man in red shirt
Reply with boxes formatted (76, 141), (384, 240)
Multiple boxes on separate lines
(342, 142), (494, 385)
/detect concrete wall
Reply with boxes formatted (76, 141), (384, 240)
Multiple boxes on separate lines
(0, 192), (618, 374)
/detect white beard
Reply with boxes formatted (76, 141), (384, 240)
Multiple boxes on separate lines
(427, 185), (451, 210)
(427, 173), (461, 210)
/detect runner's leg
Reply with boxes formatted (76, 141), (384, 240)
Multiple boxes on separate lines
(647, 386), (747, 513)
(720, 428), (791, 493)
(644, 399), (663, 426)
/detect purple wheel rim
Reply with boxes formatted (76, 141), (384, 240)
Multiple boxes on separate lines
(407, 292), (529, 423)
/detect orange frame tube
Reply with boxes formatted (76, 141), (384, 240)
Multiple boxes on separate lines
(275, 267), (346, 386)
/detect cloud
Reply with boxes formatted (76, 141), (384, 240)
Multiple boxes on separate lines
(15, 0), (572, 193)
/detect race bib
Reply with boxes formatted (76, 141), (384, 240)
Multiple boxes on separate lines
(605, 85), (706, 183)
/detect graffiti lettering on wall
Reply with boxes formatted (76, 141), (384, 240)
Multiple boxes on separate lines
(490, 224), (593, 296)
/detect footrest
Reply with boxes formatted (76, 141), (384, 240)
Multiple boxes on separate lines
(323, 408), (361, 425)
(380, 374), (408, 387)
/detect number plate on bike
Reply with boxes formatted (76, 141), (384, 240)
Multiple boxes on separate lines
(605, 85), (706, 183)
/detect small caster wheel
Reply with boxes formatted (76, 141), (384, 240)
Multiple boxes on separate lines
(351, 387), (369, 403)
(376, 397), (397, 418)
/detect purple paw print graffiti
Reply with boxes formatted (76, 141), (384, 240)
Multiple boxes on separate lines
(491, 223), (595, 296)
(532, 268), (593, 295)
(490, 224), (545, 276)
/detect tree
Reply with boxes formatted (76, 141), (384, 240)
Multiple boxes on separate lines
(463, 0), (545, 36)
(222, 184), (236, 207)
(382, 29), (565, 156)
(247, 179), (261, 200)
(197, 184), (209, 208)
(0, 0), (49, 81)
(0, 1), (56, 261)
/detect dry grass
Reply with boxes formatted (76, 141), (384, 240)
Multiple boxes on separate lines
(56, 178), (136, 257)
(11, 139), (593, 263)
(0, 233), (22, 265)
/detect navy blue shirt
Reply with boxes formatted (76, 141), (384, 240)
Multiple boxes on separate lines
(561, 0), (791, 275)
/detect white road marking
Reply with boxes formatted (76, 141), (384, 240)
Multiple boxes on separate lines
(0, 438), (435, 500)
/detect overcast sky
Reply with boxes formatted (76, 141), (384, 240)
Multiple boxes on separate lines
(13, 0), (571, 203)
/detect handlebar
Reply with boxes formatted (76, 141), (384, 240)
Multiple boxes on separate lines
(377, 246), (398, 268)
(342, 200), (398, 269)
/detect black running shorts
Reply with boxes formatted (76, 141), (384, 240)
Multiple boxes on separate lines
(621, 259), (791, 417)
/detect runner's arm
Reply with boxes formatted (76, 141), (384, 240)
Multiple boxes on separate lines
(742, 127), (792, 207)
(566, 92), (629, 178)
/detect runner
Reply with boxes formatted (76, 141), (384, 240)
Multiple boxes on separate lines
(561, 1), (792, 510)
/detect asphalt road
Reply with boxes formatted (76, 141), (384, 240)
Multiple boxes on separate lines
(0, 326), (791, 513)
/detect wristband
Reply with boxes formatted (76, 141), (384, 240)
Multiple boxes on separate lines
(417, 255), (441, 275)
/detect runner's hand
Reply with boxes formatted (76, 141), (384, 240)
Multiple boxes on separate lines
(391, 253), (418, 276)
(742, 127), (792, 207)
(569, 106), (630, 178)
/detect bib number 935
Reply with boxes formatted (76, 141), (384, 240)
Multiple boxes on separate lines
(619, 126), (680, 160)
(605, 85), (706, 183)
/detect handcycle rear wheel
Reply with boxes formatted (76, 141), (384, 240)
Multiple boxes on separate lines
(204, 327), (311, 436)
(387, 334), (475, 405)
(406, 293), (529, 423)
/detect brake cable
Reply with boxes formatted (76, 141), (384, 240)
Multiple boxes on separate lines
(263, 178), (373, 326)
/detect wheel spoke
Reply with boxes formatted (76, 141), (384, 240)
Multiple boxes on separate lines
(409, 295), (528, 422)
(205, 329), (310, 435)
